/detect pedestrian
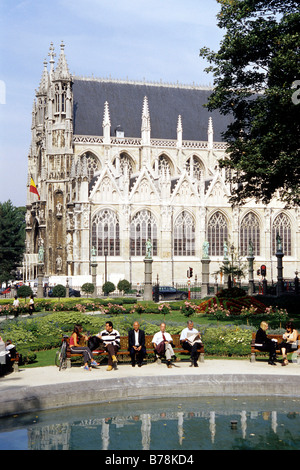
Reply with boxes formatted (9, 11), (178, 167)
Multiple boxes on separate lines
(28, 295), (35, 315)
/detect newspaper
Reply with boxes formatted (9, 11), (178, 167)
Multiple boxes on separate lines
(186, 332), (202, 346)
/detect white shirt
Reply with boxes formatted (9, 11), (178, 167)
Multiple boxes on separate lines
(180, 327), (200, 342)
(134, 330), (140, 346)
(152, 331), (172, 345)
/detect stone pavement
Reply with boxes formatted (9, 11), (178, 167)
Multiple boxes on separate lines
(1, 359), (300, 417)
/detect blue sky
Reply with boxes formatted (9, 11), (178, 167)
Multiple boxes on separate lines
(0, 0), (223, 207)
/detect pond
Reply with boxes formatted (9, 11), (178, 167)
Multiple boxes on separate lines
(1, 396), (300, 450)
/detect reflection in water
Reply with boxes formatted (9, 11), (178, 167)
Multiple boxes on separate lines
(1, 397), (300, 450)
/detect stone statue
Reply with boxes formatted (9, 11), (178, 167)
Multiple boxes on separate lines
(223, 241), (228, 259)
(145, 239), (152, 259)
(91, 245), (97, 263)
(276, 233), (282, 252)
(38, 244), (44, 263)
(248, 240), (253, 257)
(202, 240), (209, 259)
(56, 255), (62, 272)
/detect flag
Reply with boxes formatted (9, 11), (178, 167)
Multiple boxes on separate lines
(29, 177), (40, 200)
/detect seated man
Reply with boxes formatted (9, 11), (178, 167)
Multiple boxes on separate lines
(180, 320), (202, 367)
(97, 321), (120, 371)
(128, 321), (146, 367)
(152, 322), (176, 368)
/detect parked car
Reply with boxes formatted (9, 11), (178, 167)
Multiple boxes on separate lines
(69, 288), (81, 298)
(153, 286), (188, 301)
(0, 287), (11, 295)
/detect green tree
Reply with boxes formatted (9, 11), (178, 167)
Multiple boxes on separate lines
(102, 281), (115, 296)
(81, 282), (95, 297)
(52, 284), (66, 298)
(17, 285), (33, 301)
(117, 279), (131, 294)
(0, 201), (26, 283)
(200, 0), (300, 206)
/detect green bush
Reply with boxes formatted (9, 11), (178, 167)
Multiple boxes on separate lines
(17, 285), (33, 299)
(117, 279), (131, 294)
(102, 281), (116, 295)
(52, 284), (66, 298)
(81, 282), (95, 297)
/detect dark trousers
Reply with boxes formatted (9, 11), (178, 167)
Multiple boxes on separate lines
(70, 346), (93, 364)
(182, 341), (200, 363)
(105, 344), (119, 365)
(129, 346), (146, 365)
(256, 342), (277, 362)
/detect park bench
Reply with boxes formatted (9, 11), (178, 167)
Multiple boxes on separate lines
(250, 332), (300, 363)
(65, 333), (205, 368)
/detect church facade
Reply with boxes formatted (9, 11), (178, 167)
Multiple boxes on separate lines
(24, 42), (300, 287)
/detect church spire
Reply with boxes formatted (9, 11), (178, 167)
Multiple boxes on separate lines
(141, 96), (151, 145)
(103, 101), (111, 144)
(208, 116), (213, 150)
(37, 58), (49, 96)
(48, 42), (56, 81)
(54, 41), (70, 81)
(177, 114), (182, 148)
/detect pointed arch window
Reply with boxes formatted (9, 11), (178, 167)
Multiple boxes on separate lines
(272, 213), (291, 255)
(92, 209), (120, 256)
(174, 211), (195, 256)
(185, 156), (204, 181)
(208, 211), (228, 256)
(240, 212), (260, 256)
(130, 210), (157, 256)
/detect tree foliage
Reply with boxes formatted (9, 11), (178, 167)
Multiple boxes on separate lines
(81, 282), (95, 297)
(0, 200), (26, 283)
(200, 0), (300, 206)
(117, 279), (131, 294)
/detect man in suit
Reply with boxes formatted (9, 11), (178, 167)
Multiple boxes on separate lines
(128, 321), (146, 367)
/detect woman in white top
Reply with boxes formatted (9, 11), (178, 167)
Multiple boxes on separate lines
(29, 295), (35, 315)
(280, 321), (298, 366)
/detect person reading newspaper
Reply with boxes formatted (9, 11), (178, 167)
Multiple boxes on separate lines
(180, 320), (202, 367)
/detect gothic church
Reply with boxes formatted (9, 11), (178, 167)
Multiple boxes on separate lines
(25, 42), (299, 286)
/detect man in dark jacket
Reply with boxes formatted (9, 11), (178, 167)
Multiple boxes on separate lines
(255, 321), (277, 365)
(128, 321), (146, 367)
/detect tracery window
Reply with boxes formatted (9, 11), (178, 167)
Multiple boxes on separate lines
(85, 153), (100, 183)
(130, 210), (157, 256)
(272, 213), (291, 256)
(113, 153), (134, 178)
(207, 211), (228, 256)
(92, 209), (120, 256)
(185, 156), (204, 181)
(153, 154), (173, 177)
(174, 211), (195, 256)
(240, 212), (260, 256)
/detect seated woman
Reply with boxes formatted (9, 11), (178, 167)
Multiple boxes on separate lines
(69, 324), (99, 371)
(280, 321), (298, 366)
(254, 321), (277, 365)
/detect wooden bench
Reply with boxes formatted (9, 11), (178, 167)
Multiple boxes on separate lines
(250, 332), (300, 363)
(65, 334), (204, 368)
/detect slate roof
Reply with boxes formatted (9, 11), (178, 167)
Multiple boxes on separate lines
(73, 78), (230, 142)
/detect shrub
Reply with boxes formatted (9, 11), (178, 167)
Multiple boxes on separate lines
(81, 283), (95, 297)
(102, 281), (115, 295)
(158, 303), (172, 316)
(17, 285), (33, 299)
(117, 279), (131, 294)
(52, 284), (66, 298)
(180, 301), (199, 317)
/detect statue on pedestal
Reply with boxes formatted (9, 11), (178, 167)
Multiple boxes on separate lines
(145, 239), (152, 259)
(202, 240), (209, 259)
